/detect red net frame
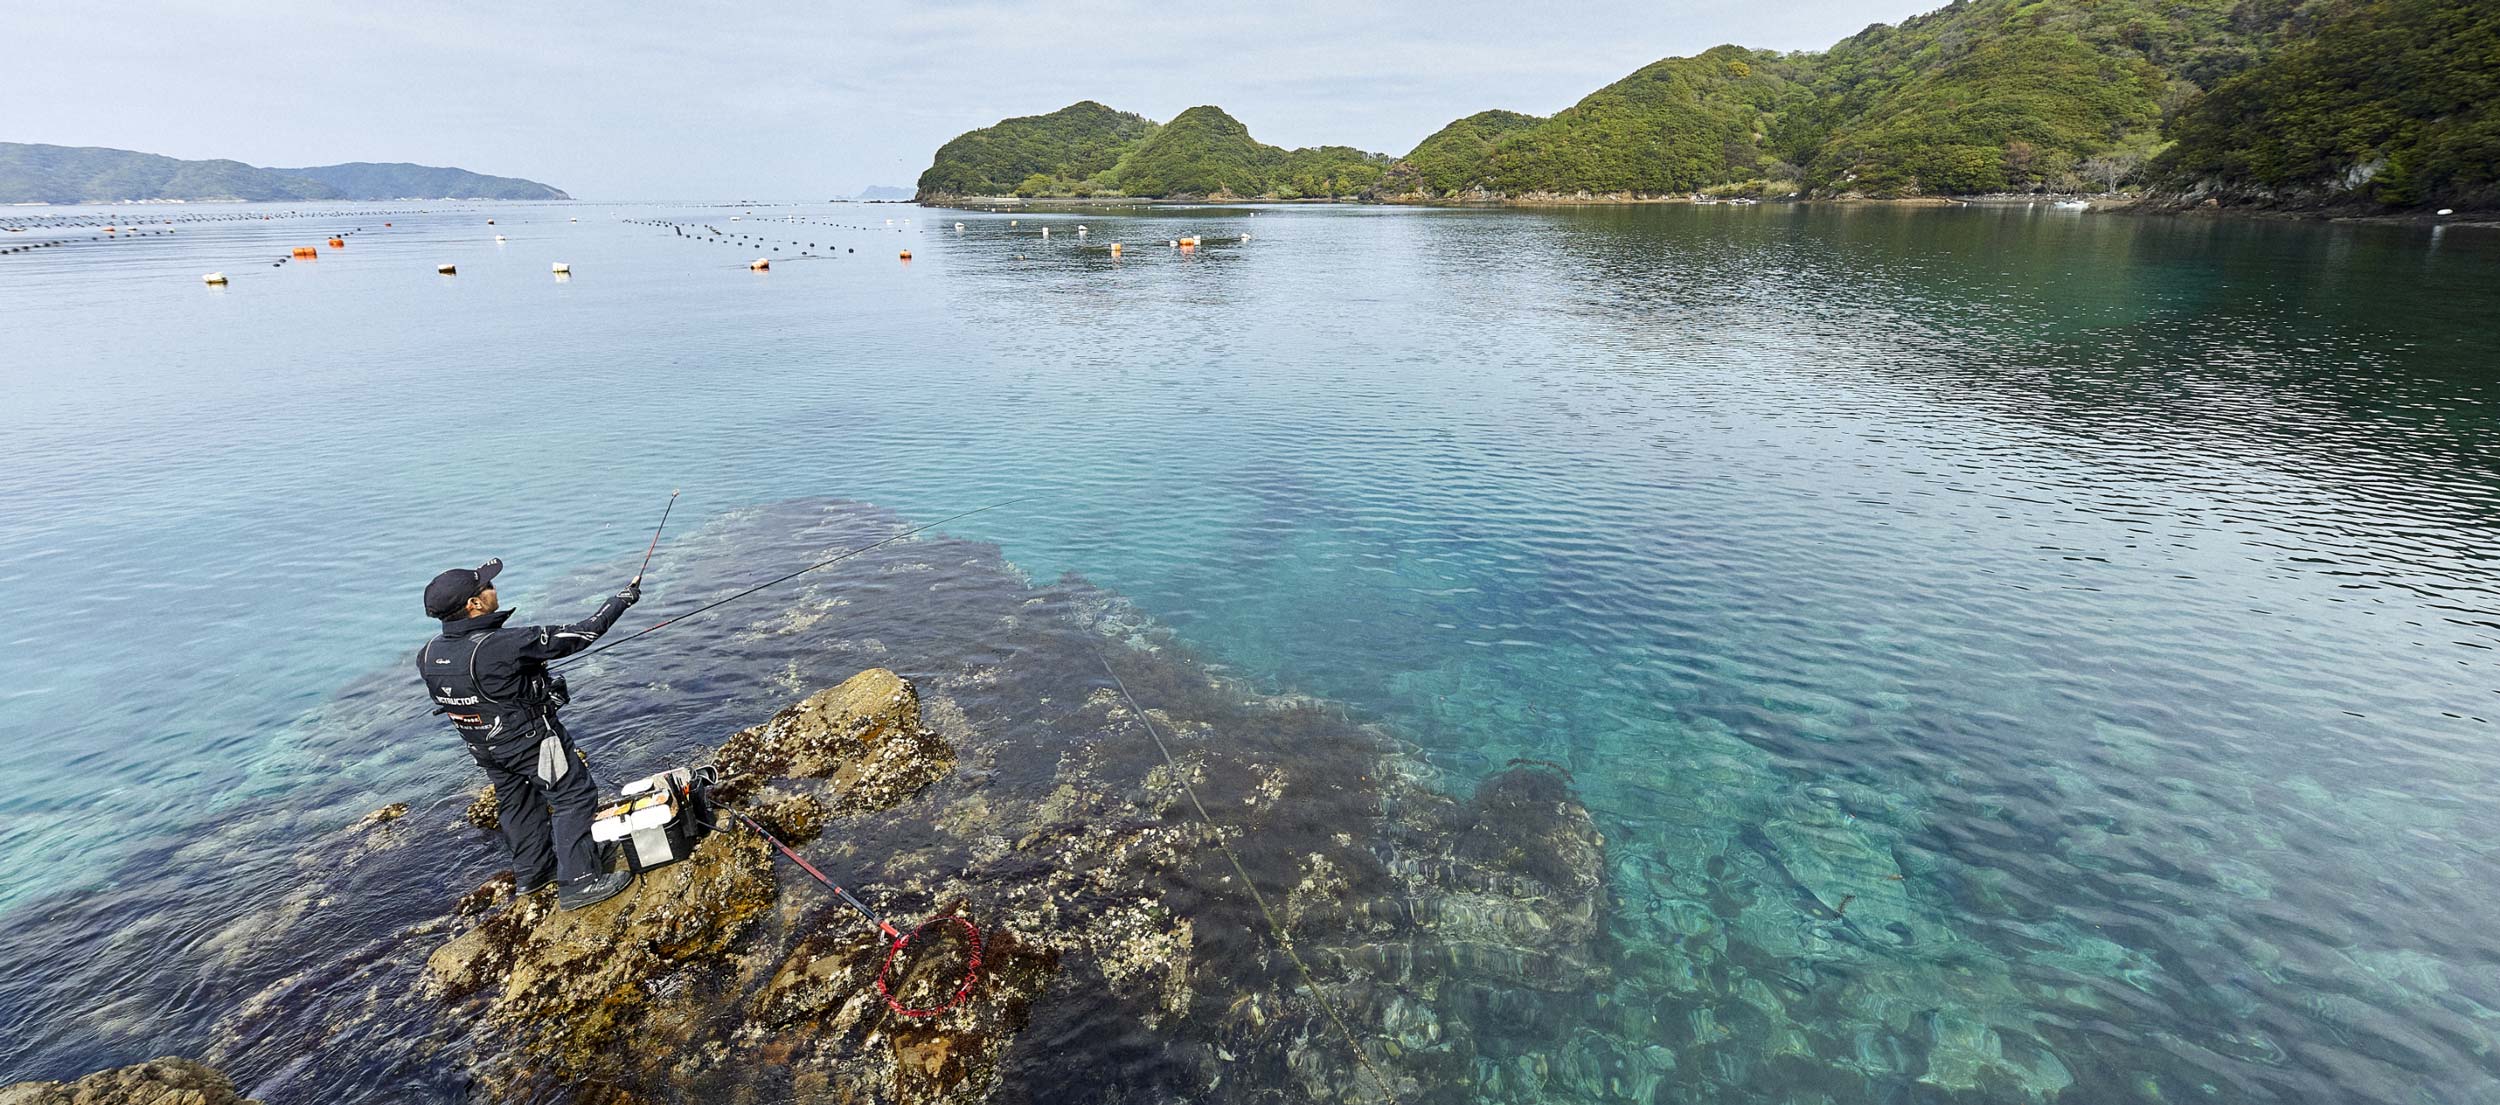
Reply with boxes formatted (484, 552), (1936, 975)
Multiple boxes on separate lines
(876, 914), (982, 1018)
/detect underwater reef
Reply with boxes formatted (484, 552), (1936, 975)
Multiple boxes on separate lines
(418, 652), (1615, 1103)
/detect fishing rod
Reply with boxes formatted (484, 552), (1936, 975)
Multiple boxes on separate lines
(716, 805), (897, 938)
(634, 489), (679, 585)
(701, 787), (982, 1018)
(557, 496), (1030, 668)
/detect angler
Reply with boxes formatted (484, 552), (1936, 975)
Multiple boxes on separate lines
(418, 558), (641, 910)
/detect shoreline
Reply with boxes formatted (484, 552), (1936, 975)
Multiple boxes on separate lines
(921, 191), (2496, 227)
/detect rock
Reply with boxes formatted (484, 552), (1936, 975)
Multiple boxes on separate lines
(0, 1058), (256, 1105)
(354, 802), (408, 829)
(422, 826), (780, 1093)
(422, 666), (963, 1102)
(464, 785), (499, 832)
(713, 668), (950, 814)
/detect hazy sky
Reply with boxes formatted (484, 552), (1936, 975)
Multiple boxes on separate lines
(8, 1), (1933, 200)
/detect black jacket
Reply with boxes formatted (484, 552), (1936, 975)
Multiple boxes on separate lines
(417, 595), (631, 746)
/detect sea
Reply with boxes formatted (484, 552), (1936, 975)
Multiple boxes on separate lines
(1, 198), (2495, 1102)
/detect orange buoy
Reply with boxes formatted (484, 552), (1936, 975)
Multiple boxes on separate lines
(291, 246), (318, 259)
(327, 238), (345, 248)
(750, 258), (770, 270)
(1108, 243), (1122, 257)
(437, 263), (457, 275)
(898, 250), (912, 261)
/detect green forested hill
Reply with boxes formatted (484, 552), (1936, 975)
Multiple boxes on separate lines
(1772, 0), (2289, 194)
(1110, 107), (1280, 197)
(918, 104), (1387, 199)
(2155, 0), (2498, 208)
(913, 101), (1158, 197)
(1402, 0), (2302, 199)
(1390, 111), (1546, 195)
(1384, 46), (1811, 197)
(919, 0), (2482, 208)
(0, 143), (566, 203)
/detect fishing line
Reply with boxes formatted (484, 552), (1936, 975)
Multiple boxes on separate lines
(557, 497), (1029, 668)
(1094, 654), (1402, 1105)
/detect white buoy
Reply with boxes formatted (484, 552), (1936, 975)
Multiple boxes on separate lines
(750, 258), (770, 270)
(955, 222), (965, 231)
(1010, 220), (1018, 226)
(551, 262), (570, 274)
(2438, 208), (2456, 216)
(494, 234), (506, 242)
(1042, 227), (1050, 237)
(569, 217), (578, 222)
(202, 272), (227, 285)
(1240, 233), (1251, 242)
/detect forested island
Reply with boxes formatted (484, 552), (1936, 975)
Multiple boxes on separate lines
(917, 0), (2494, 213)
(0, 143), (569, 203)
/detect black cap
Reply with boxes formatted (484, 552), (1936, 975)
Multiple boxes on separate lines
(424, 558), (503, 619)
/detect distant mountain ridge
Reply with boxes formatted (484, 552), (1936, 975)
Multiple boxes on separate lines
(0, 143), (569, 203)
(916, 0), (2495, 211)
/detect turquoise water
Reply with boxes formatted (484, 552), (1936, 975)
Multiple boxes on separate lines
(2, 199), (2497, 1101)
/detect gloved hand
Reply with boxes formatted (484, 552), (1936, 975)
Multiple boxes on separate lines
(619, 580), (642, 605)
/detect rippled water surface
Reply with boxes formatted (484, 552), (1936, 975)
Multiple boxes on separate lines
(2, 200), (2497, 1102)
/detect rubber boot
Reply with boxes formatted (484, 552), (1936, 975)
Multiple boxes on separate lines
(559, 869), (634, 911)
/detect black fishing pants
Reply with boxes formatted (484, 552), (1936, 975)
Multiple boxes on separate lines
(470, 722), (604, 888)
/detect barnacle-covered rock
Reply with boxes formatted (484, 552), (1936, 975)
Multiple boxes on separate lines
(0, 1058), (256, 1105)
(712, 668), (953, 814)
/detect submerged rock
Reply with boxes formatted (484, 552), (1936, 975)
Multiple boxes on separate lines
(0, 1058), (256, 1105)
